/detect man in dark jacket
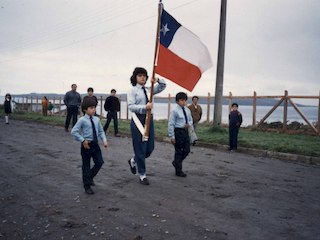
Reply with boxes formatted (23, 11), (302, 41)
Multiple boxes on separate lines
(228, 103), (243, 151)
(103, 89), (120, 136)
(64, 84), (81, 132)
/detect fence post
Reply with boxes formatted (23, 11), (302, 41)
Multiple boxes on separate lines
(59, 97), (62, 113)
(283, 90), (288, 131)
(228, 92), (232, 112)
(31, 97), (33, 112)
(126, 98), (129, 120)
(253, 91), (257, 126)
(100, 96), (103, 119)
(26, 97), (29, 111)
(206, 92), (210, 123)
(36, 96), (39, 113)
(52, 97), (55, 114)
(168, 94), (171, 121)
(318, 91), (320, 134)
(119, 96), (121, 120)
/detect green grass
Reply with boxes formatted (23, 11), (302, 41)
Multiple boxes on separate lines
(2, 110), (320, 157)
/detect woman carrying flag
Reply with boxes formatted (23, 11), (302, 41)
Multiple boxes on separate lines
(127, 67), (166, 185)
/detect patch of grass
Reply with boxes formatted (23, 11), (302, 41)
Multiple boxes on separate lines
(1, 110), (320, 157)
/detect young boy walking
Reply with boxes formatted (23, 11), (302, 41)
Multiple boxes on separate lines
(168, 92), (193, 177)
(71, 97), (108, 194)
(228, 102), (243, 151)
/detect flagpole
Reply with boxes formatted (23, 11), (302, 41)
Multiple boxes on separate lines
(144, 0), (163, 141)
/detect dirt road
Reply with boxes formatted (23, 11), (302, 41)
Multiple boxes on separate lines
(0, 120), (320, 240)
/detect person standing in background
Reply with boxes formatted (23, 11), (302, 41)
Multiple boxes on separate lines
(82, 87), (98, 115)
(64, 84), (81, 132)
(4, 93), (13, 124)
(103, 89), (120, 136)
(228, 103), (243, 152)
(188, 96), (202, 131)
(41, 96), (49, 116)
(188, 96), (202, 145)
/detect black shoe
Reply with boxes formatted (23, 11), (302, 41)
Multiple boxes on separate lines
(65, 128), (69, 132)
(128, 159), (136, 174)
(192, 140), (197, 146)
(139, 178), (150, 185)
(85, 187), (94, 195)
(176, 172), (187, 177)
(89, 179), (95, 186)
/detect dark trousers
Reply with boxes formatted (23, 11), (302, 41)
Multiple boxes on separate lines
(104, 111), (118, 134)
(65, 106), (78, 130)
(173, 128), (190, 174)
(81, 142), (104, 189)
(229, 126), (239, 150)
(130, 114), (154, 175)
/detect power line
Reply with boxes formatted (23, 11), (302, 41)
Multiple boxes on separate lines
(0, 0), (149, 51)
(0, 0), (202, 64)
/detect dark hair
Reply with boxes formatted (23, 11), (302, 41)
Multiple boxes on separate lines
(130, 67), (148, 86)
(232, 102), (238, 107)
(82, 97), (97, 111)
(71, 84), (77, 88)
(192, 96), (199, 100)
(176, 92), (188, 102)
(111, 89), (116, 93)
(87, 87), (94, 92)
(5, 93), (11, 100)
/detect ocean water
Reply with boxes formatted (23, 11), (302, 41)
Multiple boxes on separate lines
(3, 96), (318, 126)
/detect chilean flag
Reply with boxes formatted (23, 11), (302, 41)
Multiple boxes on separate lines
(155, 9), (212, 92)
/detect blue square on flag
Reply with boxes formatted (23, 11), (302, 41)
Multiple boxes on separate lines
(160, 10), (181, 48)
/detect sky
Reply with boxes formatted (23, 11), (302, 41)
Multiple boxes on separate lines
(0, 0), (319, 104)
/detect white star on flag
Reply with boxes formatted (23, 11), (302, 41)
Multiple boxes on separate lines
(160, 23), (170, 36)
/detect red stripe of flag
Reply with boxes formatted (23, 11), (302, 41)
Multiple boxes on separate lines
(155, 44), (201, 92)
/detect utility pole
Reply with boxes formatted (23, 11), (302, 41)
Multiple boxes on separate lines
(213, 0), (227, 127)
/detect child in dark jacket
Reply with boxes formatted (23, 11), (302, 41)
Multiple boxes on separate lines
(229, 103), (243, 151)
(4, 93), (13, 124)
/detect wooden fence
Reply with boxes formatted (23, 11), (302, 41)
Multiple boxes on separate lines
(13, 90), (320, 135)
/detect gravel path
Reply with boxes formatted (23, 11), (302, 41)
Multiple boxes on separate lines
(0, 120), (320, 240)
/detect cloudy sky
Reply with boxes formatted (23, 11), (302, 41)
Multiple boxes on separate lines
(0, 0), (319, 103)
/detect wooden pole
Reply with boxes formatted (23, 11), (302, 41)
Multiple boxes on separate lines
(167, 94), (171, 120)
(53, 97), (55, 114)
(36, 96), (39, 113)
(100, 96), (103, 119)
(144, 1), (163, 141)
(119, 96), (121, 120)
(59, 97), (62, 113)
(207, 92), (211, 123)
(288, 98), (318, 134)
(253, 91), (257, 126)
(283, 90), (288, 131)
(126, 98), (129, 120)
(257, 98), (284, 127)
(228, 91), (232, 112)
(213, 0), (227, 127)
(318, 91), (320, 134)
